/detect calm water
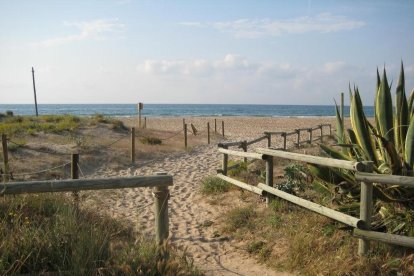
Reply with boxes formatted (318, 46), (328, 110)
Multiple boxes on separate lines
(0, 104), (374, 117)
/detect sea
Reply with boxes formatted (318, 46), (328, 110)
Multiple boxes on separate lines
(0, 104), (374, 118)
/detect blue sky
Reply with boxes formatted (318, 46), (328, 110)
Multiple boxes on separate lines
(1, 0), (414, 105)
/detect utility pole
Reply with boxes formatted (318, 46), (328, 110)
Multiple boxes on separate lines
(32, 67), (39, 116)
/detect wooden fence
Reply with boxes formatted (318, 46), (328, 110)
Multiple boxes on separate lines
(1, 172), (173, 244)
(218, 123), (332, 153)
(216, 146), (414, 255)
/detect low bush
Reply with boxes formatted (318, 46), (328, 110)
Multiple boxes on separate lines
(140, 136), (162, 145)
(201, 176), (231, 194)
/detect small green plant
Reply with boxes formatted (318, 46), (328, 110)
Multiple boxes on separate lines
(201, 176), (231, 194)
(225, 205), (256, 232)
(246, 240), (266, 254)
(140, 136), (162, 145)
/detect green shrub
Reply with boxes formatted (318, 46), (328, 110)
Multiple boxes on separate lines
(201, 176), (231, 194)
(140, 136), (162, 145)
(225, 205), (256, 232)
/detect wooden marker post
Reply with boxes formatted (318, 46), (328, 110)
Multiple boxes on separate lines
(184, 123), (188, 149)
(207, 122), (210, 144)
(144, 117), (147, 129)
(71, 153), (79, 209)
(1, 134), (9, 182)
(282, 132), (287, 150)
(131, 127), (136, 163)
(266, 133), (271, 148)
(265, 155), (274, 205)
(154, 172), (170, 244)
(222, 121), (225, 137)
(214, 119), (217, 133)
(320, 125), (324, 143)
(138, 102), (144, 128)
(358, 162), (374, 255)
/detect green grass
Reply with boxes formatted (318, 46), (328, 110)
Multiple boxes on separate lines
(0, 194), (200, 275)
(224, 205), (256, 233)
(140, 136), (162, 145)
(91, 114), (127, 131)
(0, 115), (81, 137)
(201, 176), (231, 195)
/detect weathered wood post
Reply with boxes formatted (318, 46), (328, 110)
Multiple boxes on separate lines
(242, 141), (247, 163)
(71, 153), (79, 209)
(184, 123), (188, 149)
(320, 125), (324, 143)
(265, 155), (274, 205)
(154, 172), (170, 244)
(222, 145), (228, 176)
(31, 67), (39, 116)
(308, 128), (313, 144)
(131, 127), (136, 163)
(214, 118), (217, 133)
(138, 102), (144, 128)
(183, 118), (185, 130)
(1, 134), (10, 182)
(207, 122), (210, 144)
(282, 132), (287, 150)
(222, 121), (225, 137)
(358, 161), (374, 255)
(296, 129), (300, 147)
(144, 117), (147, 129)
(266, 133), (271, 148)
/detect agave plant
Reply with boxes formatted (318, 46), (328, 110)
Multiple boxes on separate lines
(311, 62), (414, 205)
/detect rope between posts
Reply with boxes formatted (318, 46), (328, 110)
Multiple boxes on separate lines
(135, 129), (183, 141)
(77, 163), (86, 178)
(0, 162), (71, 177)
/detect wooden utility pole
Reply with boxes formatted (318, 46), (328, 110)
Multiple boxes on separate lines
(32, 67), (39, 116)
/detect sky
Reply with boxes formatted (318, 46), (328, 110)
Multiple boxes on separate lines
(1, 0), (414, 105)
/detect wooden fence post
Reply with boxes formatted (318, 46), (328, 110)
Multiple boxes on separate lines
(222, 145), (228, 176)
(296, 129), (300, 147)
(71, 153), (79, 209)
(320, 125), (324, 143)
(154, 172), (170, 244)
(207, 122), (210, 144)
(183, 118), (185, 130)
(221, 121), (225, 137)
(184, 124), (188, 149)
(144, 117), (147, 129)
(131, 127), (136, 163)
(308, 128), (313, 144)
(265, 155), (274, 205)
(242, 141), (247, 163)
(214, 119), (217, 133)
(282, 132), (287, 150)
(1, 134), (9, 182)
(358, 162), (374, 255)
(266, 133), (271, 148)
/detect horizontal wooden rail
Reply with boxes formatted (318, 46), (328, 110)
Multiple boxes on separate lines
(264, 131), (285, 135)
(218, 141), (243, 147)
(284, 131), (297, 136)
(256, 148), (367, 172)
(218, 148), (265, 160)
(257, 183), (364, 229)
(217, 174), (264, 195)
(311, 126), (322, 131)
(355, 172), (414, 188)
(246, 135), (268, 146)
(353, 229), (414, 249)
(1, 175), (173, 195)
(296, 128), (310, 131)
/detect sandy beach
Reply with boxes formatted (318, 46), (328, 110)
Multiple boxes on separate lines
(79, 116), (337, 275)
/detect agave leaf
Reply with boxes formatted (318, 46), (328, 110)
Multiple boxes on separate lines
(408, 88), (414, 120)
(320, 144), (352, 161)
(334, 99), (344, 145)
(350, 89), (378, 163)
(308, 164), (341, 184)
(375, 68), (381, 128)
(375, 69), (394, 144)
(405, 118), (414, 169)
(395, 62), (409, 154)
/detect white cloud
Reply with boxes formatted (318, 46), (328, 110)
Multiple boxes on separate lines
(180, 13), (365, 38)
(32, 19), (125, 47)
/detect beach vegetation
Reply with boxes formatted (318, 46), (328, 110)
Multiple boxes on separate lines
(310, 63), (414, 235)
(224, 205), (256, 233)
(0, 193), (200, 275)
(91, 114), (127, 131)
(201, 176), (231, 194)
(140, 136), (162, 145)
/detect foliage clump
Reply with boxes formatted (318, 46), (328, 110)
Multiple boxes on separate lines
(201, 176), (231, 194)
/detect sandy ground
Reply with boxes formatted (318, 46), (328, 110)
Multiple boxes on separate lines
(83, 116), (337, 276)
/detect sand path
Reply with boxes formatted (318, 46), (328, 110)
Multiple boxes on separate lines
(86, 144), (287, 275)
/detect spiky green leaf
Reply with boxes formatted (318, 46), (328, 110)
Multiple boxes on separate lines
(375, 69), (394, 144)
